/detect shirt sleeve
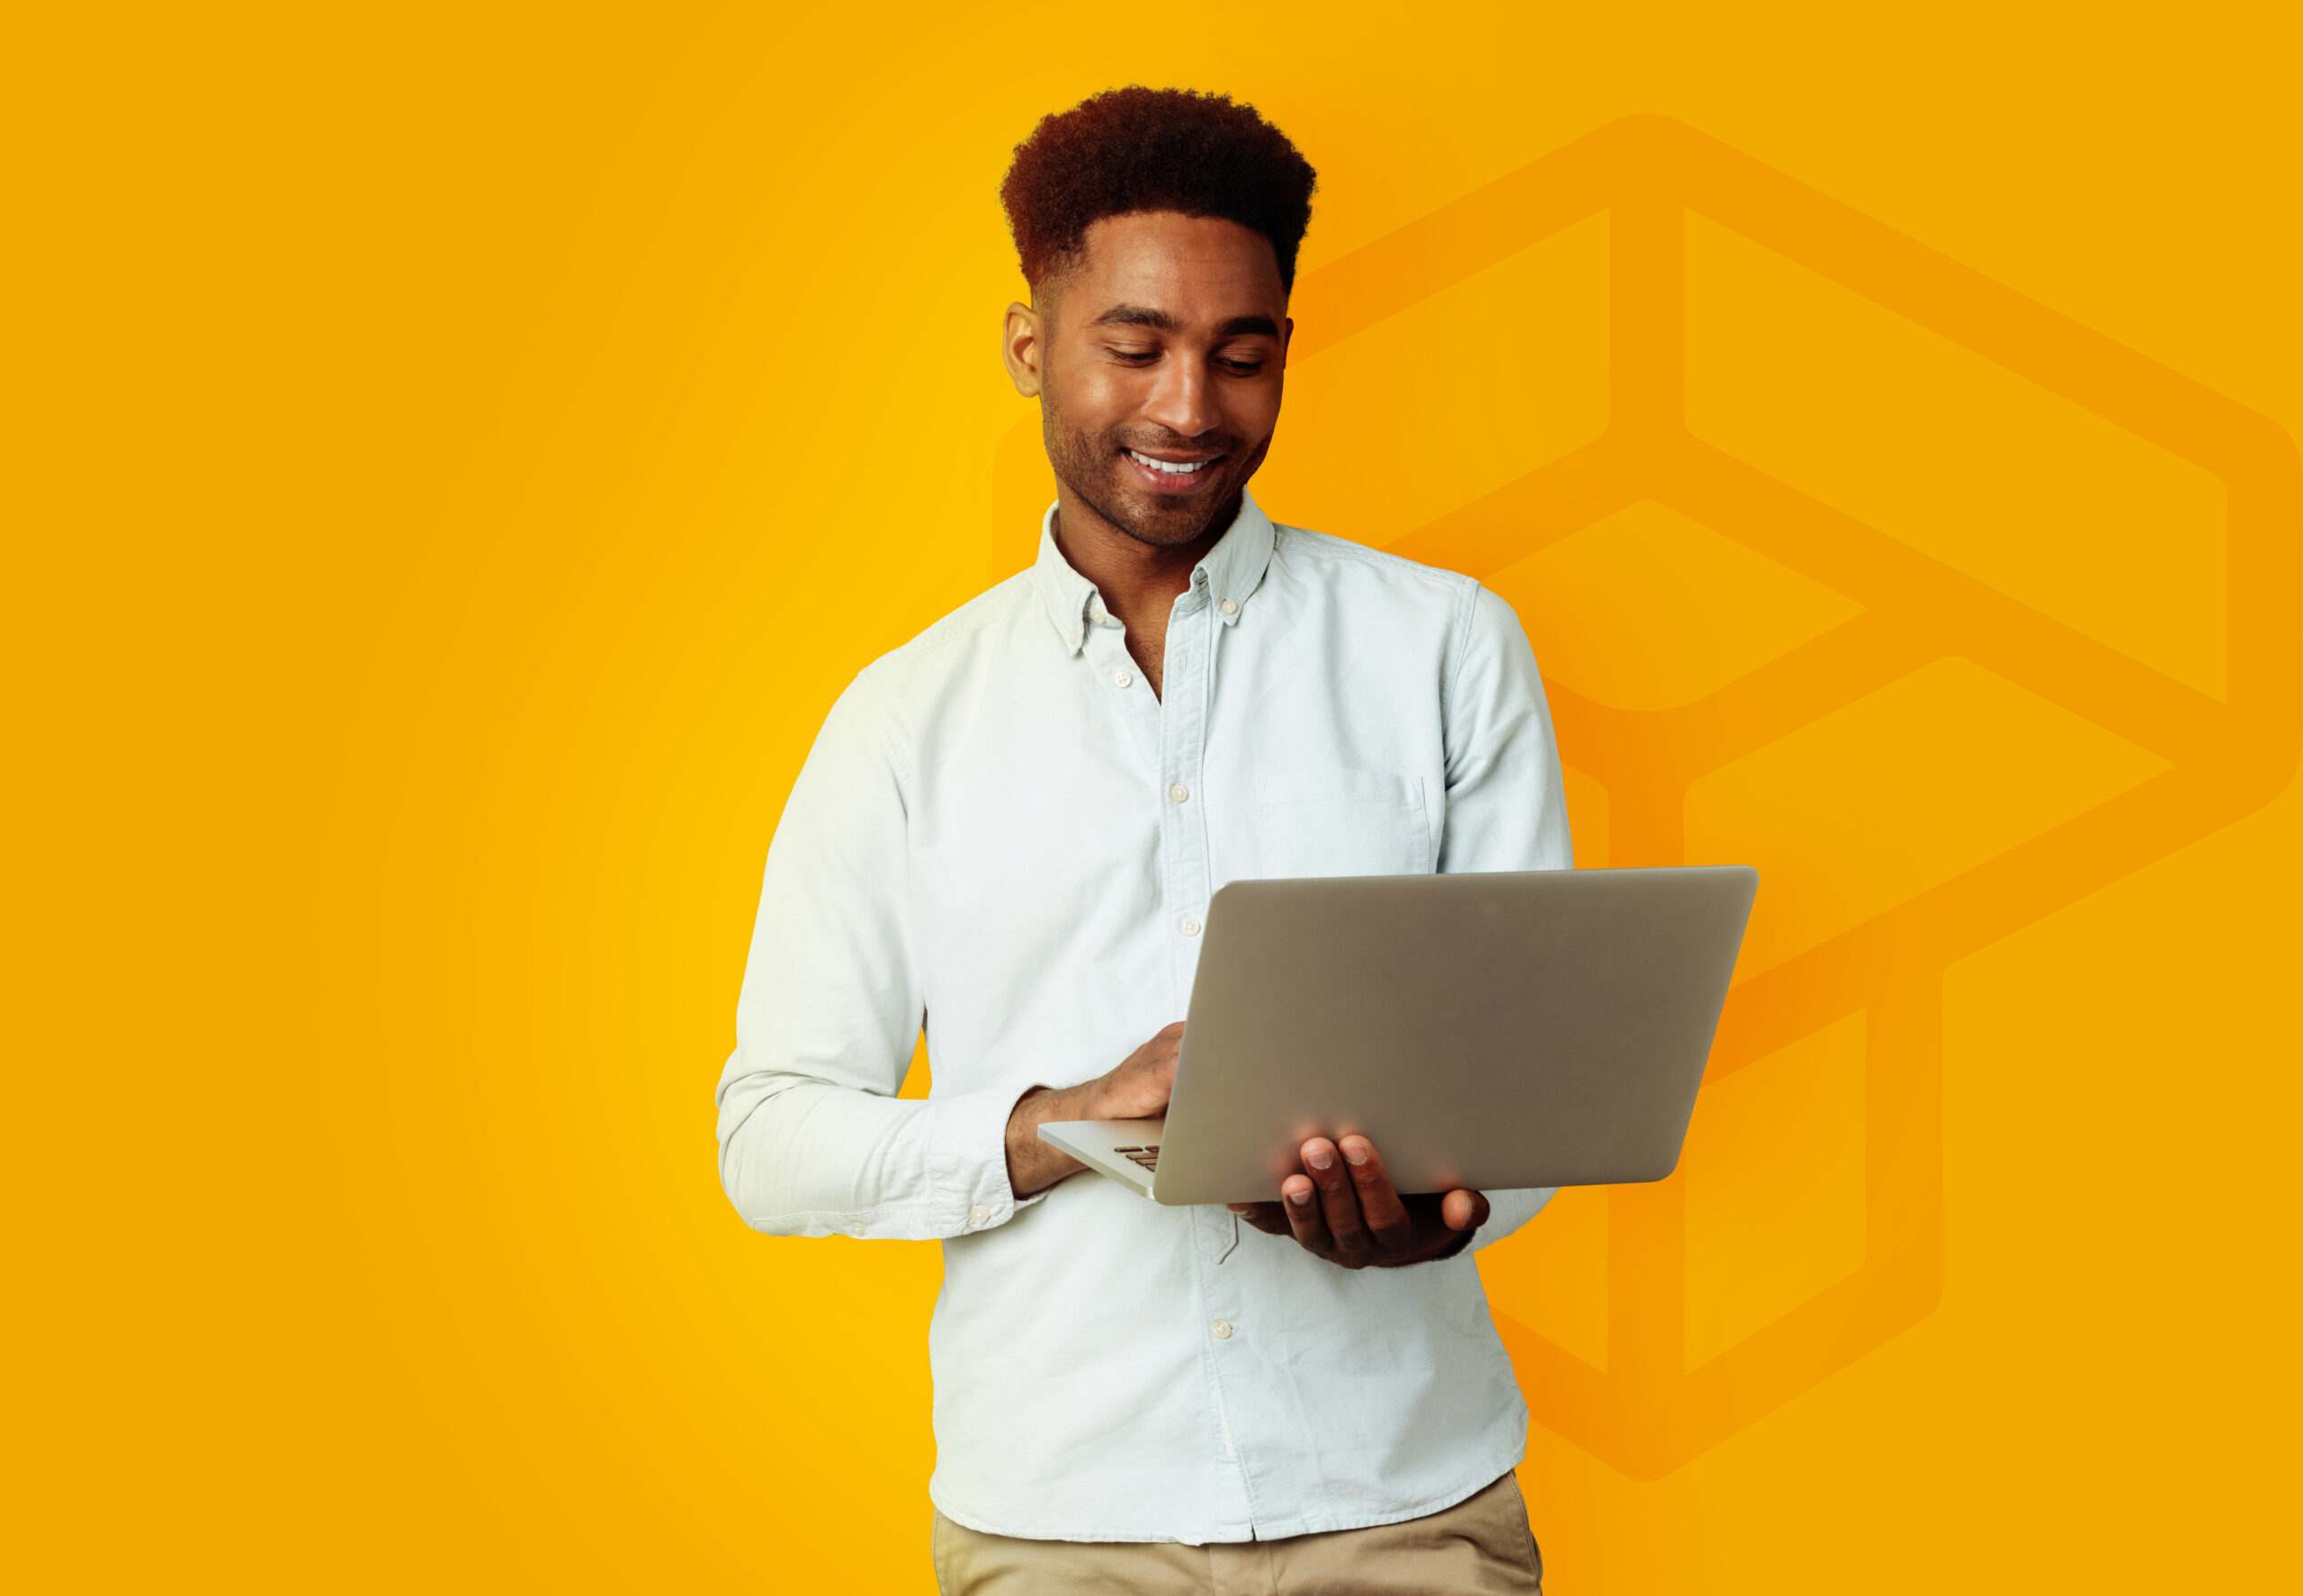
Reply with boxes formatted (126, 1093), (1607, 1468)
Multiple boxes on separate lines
(713, 674), (1039, 1241)
(1438, 583), (1575, 1249)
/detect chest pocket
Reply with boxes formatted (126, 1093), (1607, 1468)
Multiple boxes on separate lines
(1253, 768), (1432, 879)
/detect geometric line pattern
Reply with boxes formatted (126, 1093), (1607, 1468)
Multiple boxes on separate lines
(1292, 114), (2302, 1478)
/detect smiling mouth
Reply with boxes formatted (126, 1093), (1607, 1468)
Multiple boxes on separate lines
(1126, 448), (1217, 476)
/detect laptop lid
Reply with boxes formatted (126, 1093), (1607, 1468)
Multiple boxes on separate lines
(1147, 865), (1758, 1206)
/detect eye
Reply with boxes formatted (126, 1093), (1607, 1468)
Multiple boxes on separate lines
(1218, 357), (1265, 375)
(1105, 345), (1160, 363)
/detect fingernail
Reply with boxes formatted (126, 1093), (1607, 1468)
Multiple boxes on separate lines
(1306, 1148), (1333, 1170)
(1342, 1143), (1367, 1166)
(1288, 1187), (1312, 1206)
(1226, 1206), (1253, 1215)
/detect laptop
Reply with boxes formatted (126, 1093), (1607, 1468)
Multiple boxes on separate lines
(1038, 865), (1758, 1206)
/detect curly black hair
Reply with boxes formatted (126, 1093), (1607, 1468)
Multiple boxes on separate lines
(999, 86), (1319, 292)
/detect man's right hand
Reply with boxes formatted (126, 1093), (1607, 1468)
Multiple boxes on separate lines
(1004, 1022), (1182, 1198)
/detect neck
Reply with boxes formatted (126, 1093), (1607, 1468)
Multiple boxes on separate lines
(1050, 485), (1238, 627)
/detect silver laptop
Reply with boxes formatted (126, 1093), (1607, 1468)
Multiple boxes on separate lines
(1039, 865), (1758, 1206)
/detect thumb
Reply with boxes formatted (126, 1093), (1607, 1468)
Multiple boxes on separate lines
(1441, 1188), (1490, 1233)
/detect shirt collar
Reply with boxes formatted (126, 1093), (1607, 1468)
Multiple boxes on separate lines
(1030, 489), (1277, 657)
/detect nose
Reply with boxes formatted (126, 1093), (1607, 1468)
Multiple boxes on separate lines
(1141, 354), (1221, 442)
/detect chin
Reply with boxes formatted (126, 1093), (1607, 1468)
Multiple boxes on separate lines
(1107, 480), (1235, 547)
(1120, 510), (1223, 548)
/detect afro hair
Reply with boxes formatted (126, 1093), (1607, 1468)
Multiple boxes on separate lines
(999, 86), (1318, 293)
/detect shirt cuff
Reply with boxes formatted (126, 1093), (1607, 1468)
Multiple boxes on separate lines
(926, 1082), (1050, 1237)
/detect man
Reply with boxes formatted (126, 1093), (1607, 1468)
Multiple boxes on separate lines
(717, 87), (1572, 1593)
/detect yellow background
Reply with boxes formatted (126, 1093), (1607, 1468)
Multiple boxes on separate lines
(6, 4), (2299, 1591)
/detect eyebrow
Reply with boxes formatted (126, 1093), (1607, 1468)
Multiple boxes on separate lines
(1088, 306), (1282, 340)
(1090, 304), (1178, 331)
(1217, 314), (1281, 339)
(1215, 313), (1289, 338)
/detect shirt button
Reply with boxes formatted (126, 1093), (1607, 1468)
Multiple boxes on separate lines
(1169, 784), (1189, 803)
(1210, 1320), (1233, 1340)
(1089, 598), (1107, 623)
(1179, 917), (1202, 937)
(1112, 669), (1133, 688)
(1067, 630), (1080, 649)
(968, 1204), (990, 1226)
(1219, 598), (1238, 617)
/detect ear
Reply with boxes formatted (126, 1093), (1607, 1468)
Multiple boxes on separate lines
(1002, 300), (1044, 398)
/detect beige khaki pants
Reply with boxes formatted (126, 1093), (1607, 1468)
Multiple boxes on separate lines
(932, 1472), (1543, 1595)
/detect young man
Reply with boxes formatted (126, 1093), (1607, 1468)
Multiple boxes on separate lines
(716, 87), (1572, 1593)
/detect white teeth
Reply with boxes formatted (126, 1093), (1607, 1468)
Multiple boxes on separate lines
(1129, 449), (1207, 475)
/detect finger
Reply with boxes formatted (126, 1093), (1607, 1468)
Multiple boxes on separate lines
(1439, 1188), (1492, 1234)
(1338, 1137), (1415, 1258)
(1228, 1200), (1291, 1236)
(1156, 1025), (1184, 1076)
(1302, 1138), (1370, 1255)
(1279, 1174), (1331, 1251)
(1108, 1026), (1184, 1117)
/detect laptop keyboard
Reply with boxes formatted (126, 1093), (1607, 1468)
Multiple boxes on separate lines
(1111, 1145), (1160, 1171)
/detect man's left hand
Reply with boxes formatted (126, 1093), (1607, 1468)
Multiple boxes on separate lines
(1228, 1135), (1487, 1269)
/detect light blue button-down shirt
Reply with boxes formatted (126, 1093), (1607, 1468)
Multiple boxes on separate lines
(716, 491), (1573, 1544)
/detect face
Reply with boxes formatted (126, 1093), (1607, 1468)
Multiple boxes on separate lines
(1004, 211), (1292, 548)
